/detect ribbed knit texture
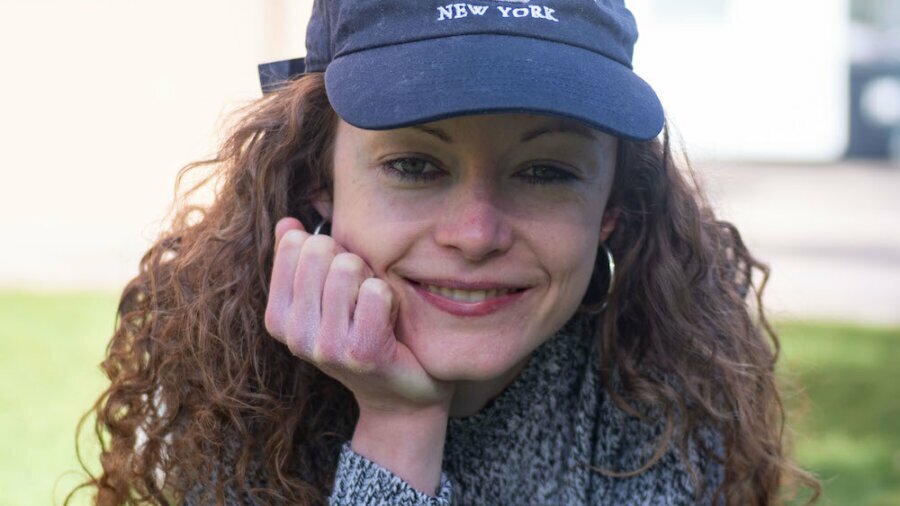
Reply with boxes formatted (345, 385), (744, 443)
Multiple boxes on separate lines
(186, 314), (725, 505)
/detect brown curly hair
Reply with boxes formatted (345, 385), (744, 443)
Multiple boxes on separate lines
(66, 72), (821, 505)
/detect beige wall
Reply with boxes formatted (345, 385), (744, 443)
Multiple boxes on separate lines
(0, 1), (314, 290)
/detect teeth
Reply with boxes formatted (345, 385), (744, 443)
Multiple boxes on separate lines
(424, 284), (512, 302)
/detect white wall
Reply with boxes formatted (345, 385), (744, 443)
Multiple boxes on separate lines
(629, 0), (850, 161)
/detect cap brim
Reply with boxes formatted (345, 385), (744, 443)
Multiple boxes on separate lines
(324, 34), (663, 141)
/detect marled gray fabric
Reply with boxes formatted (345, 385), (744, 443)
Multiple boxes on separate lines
(327, 315), (724, 505)
(186, 314), (724, 505)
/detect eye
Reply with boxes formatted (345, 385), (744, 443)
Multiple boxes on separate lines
(379, 157), (443, 183)
(517, 164), (577, 185)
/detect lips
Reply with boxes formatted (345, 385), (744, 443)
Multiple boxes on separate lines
(405, 278), (530, 317)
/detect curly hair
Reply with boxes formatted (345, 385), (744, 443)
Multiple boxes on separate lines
(67, 72), (821, 505)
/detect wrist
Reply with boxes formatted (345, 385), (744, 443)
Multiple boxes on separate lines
(351, 405), (450, 496)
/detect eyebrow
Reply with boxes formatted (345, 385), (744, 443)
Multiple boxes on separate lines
(410, 121), (601, 144)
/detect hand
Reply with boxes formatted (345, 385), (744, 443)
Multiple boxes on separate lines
(264, 217), (456, 414)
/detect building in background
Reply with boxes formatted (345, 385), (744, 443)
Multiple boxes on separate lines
(847, 0), (900, 161)
(629, 0), (851, 162)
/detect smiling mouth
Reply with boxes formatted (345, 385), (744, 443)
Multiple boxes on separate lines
(408, 280), (528, 303)
(422, 284), (519, 302)
(405, 278), (531, 317)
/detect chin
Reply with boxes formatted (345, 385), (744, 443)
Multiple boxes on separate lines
(422, 358), (507, 382)
(400, 328), (531, 382)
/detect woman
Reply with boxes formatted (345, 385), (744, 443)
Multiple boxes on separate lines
(70, 0), (821, 504)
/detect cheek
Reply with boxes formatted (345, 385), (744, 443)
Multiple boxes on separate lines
(329, 181), (419, 275)
(544, 232), (599, 302)
(525, 215), (602, 318)
(331, 210), (389, 274)
(528, 207), (602, 272)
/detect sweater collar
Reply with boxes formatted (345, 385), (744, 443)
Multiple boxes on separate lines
(445, 312), (596, 440)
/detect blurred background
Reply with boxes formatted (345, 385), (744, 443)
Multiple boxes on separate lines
(0, 0), (897, 504)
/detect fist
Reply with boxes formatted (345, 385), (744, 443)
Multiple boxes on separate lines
(264, 217), (455, 413)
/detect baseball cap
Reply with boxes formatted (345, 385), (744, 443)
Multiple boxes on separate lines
(258, 0), (664, 141)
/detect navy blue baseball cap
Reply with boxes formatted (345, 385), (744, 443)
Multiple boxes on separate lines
(258, 0), (664, 141)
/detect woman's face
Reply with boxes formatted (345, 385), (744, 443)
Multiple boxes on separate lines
(316, 113), (618, 382)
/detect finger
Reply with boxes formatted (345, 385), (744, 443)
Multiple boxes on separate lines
(348, 278), (396, 367)
(266, 229), (309, 339)
(274, 216), (305, 253)
(291, 235), (339, 329)
(320, 253), (367, 345)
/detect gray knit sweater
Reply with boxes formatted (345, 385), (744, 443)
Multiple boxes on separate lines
(187, 315), (724, 505)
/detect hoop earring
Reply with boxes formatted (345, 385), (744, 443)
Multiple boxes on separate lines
(598, 243), (616, 312)
(313, 219), (331, 236)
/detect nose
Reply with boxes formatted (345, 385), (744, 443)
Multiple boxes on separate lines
(433, 182), (514, 262)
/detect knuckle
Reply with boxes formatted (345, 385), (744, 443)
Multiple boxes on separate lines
(277, 217), (296, 228)
(309, 340), (324, 363)
(263, 306), (282, 336)
(279, 229), (306, 250)
(345, 354), (377, 374)
(303, 234), (337, 256)
(310, 331), (338, 364)
(359, 277), (390, 298)
(310, 331), (376, 374)
(287, 333), (313, 361)
(282, 315), (316, 357)
(360, 278), (394, 310)
(346, 339), (377, 367)
(331, 253), (365, 276)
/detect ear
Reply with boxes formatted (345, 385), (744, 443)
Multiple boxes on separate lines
(311, 189), (333, 221)
(599, 206), (620, 242)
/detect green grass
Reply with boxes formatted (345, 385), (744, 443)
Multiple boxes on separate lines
(0, 290), (117, 506)
(0, 291), (898, 505)
(777, 320), (900, 506)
